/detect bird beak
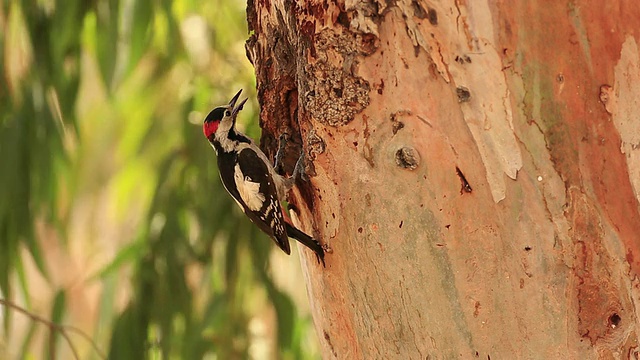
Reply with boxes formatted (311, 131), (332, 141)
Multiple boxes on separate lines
(229, 89), (242, 108)
(229, 89), (248, 117)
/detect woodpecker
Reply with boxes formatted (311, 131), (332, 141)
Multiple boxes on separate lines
(203, 90), (325, 265)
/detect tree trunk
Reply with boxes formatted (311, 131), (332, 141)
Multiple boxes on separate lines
(246, 1), (640, 358)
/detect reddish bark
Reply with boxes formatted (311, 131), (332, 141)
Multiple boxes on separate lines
(247, 1), (640, 358)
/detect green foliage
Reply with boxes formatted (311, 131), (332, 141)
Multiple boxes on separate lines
(0, 0), (319, 358)
(45, 291), (66, 358)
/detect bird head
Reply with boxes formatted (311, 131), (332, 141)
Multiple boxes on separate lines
(203, 89), (248, 140)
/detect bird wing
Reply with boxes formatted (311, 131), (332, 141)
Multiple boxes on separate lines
(227, 146), (290, 254)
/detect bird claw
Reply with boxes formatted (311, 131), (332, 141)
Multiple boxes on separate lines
(321, 243), (333, 253)
(292, 152), (309, 182)
(274, 133), (308, 182)
(274, 133), (290, 175)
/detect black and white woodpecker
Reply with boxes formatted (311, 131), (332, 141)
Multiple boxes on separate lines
(202, 90), (325, 265)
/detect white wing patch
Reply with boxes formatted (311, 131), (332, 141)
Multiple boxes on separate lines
(234, 163), (265, 211)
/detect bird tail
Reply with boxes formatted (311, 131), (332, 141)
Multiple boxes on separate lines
(285, 222), (325, 267)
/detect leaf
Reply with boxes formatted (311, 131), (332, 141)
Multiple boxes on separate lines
(127, 0), (153, 74)
(51, 291), (66, 327)
(5, 1), (32, 99)
(107, 304), (147, 359)
(15, 250), (31, 309)
(44, 290), (66, 359)
(18, 321), (38, 359)
(94, 0), (119, 89)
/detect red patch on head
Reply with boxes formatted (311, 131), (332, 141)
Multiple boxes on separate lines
(203, 121), (219, 139)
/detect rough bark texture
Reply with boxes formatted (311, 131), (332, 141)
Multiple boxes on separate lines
(247, 1), (640, 358)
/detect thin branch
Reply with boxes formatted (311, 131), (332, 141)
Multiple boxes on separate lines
(0, 298), (106, 360)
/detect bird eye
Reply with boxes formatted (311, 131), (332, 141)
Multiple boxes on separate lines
(225, 110), (231, 117)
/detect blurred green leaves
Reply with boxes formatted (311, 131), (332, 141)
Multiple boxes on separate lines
(0, 0), (319, 358)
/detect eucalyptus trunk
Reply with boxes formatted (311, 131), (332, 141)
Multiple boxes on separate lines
(247, 1), (640, 358)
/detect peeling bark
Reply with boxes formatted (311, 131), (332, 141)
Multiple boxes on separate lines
(247, 1), (640, 358)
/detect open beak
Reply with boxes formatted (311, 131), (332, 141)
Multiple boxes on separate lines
(229, 89), (242, 107)
(229, 89), (248, 117)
